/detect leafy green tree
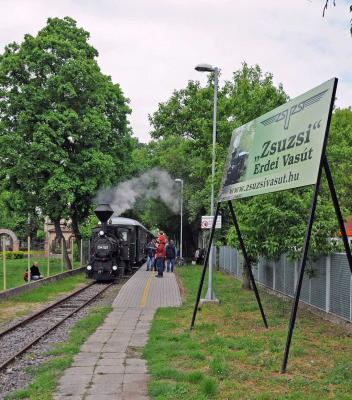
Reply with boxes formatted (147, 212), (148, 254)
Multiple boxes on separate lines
(0, 17), (131, 268)
(147, 64), (288, 274)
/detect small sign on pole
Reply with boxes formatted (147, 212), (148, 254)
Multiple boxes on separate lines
(201, 215), (222, 229)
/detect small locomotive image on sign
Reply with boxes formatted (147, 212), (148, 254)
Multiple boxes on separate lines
(219, 78), (337, 201)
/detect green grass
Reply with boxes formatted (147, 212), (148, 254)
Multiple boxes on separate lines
(144, 266), (352, 400)
(8, 273), (88, 303)
(0, 256), (81, 292)
(4, 305), (112, 400)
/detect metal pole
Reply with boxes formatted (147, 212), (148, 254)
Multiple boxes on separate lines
(180, 180), (183, 259)
(47, 237), (50, 277)
(323, 156), (352, 273)
(71, 237), (74, 268)
(80, 238), (83, 267)
(228, 201), (268, 328)
(191, 202), (221, 329)
(27, 236), (30, 284)
(281, 78), (337, 373)
(205, 67), (218, 301)
(3, 236), (6, 291)
(61, 238), (64, 272)
(281, 181), (322, 373)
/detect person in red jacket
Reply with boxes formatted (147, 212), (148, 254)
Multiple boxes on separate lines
(158, 231), (166, 244)
(155, 239), (166, 277)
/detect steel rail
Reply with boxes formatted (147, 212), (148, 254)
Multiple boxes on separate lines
(0, 281), (96, 339)
(0, 282), (114, 372)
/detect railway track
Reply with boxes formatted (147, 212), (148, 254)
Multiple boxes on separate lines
(0, 281), (114, 373)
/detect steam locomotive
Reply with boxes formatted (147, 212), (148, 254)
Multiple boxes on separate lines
(86, 204), (154, 281)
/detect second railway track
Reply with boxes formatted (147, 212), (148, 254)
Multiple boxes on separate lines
(0, 281), (114, 372)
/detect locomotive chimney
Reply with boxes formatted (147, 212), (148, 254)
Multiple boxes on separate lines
(95, 204), (114, 233)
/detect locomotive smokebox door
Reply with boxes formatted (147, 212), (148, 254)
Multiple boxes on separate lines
(95, 204), (114, 233)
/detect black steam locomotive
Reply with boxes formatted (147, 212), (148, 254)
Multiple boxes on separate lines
(86, 204), (154, 281)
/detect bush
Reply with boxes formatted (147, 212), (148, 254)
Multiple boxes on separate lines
(12, 251), (25, 259)
(0, 251), (25, 259)
(0, 250), (43, 259)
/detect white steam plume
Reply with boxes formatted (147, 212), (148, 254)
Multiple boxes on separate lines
(96, 168), (181, 216)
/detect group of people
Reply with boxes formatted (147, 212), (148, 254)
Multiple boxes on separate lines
(146, 231), (177, 278)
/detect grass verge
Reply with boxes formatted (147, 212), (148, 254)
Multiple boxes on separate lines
(144, 266), (352, 400)
(0, 257), (81, 292)
(5, 305), (112, 400)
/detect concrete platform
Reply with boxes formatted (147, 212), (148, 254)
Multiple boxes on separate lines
(54, 266), (181, 400)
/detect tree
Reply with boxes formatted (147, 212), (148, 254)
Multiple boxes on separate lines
(0, 17), (132, 268)
(147, 64), (349, 290)
(322, 0), (352, 35)
(146, 64), (289, 286)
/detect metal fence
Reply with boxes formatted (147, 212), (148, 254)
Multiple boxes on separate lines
(218, 246), (352, 322)
(0, 236), (91, 292)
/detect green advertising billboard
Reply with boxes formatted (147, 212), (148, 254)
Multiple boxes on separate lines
(218, 78), (337, 201)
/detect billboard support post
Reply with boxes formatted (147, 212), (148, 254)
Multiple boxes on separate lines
(190, 202), (221, 329)
(191, 77), (352, 372)
(190, 201), (268, 330)
(281, 78), (339, 373)
(281, 181), (322, 373)
(323, 155), (352, 273)
(228, 200), (268, 328)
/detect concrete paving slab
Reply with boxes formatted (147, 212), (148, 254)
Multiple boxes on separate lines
(97, 358), (125, 366)
(95, 364), (125, 374)
(54, 265), (181, 399)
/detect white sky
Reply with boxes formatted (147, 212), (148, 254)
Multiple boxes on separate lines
(0, 0), (351, 142)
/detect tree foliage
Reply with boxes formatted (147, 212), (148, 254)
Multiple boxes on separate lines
(0, 17), (132, 267)
(139, 64), (350, 276)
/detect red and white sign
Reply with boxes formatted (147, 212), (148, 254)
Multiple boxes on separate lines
(201, 215), (222, 229)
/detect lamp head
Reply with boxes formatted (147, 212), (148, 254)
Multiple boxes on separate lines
(195, 63), (215, 72)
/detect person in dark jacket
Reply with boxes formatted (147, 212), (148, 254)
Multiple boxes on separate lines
(165, 240), (177, 273)
(30, 262), (43, 280)
(146, 239), (156, 271)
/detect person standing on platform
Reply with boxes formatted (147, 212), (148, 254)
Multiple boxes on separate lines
(165, 240), (177, 272)
(146, 239), (156, 271)
(158, 231), (166, 245)
(155, 239), (166, 277)
(158, 231), (167, 271)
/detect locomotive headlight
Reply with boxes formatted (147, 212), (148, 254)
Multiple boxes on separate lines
(112, 265), (118, 271)
(87, 265), (92, 270)
(99, 230), (105, 236)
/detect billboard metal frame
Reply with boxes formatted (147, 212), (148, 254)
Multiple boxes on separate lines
(190, 78), (352, 373)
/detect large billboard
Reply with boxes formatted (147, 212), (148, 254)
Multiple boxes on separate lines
(218, 78), (337, 201)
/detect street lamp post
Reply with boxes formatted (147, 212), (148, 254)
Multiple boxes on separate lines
(175, 178), (183, 259)
(195, 63), (219, 302)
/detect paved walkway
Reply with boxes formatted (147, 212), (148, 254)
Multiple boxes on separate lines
(54, 267), (181, 400)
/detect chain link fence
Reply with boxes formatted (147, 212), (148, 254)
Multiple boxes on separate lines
(0, 235), (90, 292)
(218, 246), (352, 322)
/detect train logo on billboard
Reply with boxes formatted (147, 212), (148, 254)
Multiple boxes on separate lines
(260, 89), (328, 130)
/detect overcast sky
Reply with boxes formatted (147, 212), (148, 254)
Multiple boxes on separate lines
(0, 0), (351, 142)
